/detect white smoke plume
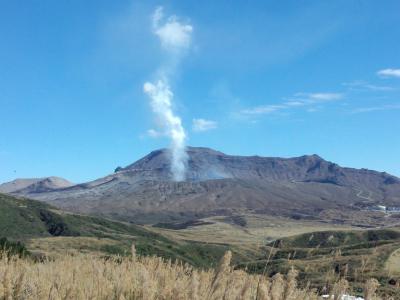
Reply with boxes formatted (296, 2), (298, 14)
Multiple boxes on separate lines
(143, 7), (192, 181)
(143, 80), (187, 181)
(152, 7), (192, 53)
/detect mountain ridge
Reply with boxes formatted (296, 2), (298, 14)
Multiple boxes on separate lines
(1, 146), (399, 225)
(0, 177), (73, 194)
(117, 146), (400, 185)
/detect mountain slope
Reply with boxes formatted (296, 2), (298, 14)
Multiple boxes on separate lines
(123, 147), (400, 188)
(3, 147), (400, 225)
(0, 193), (235, 266)
(0, 177), (73, 194)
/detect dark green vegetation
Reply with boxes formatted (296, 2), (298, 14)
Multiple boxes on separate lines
(0, 237), (29, 257)
(0, 193), (240, 267)
(223, 215), (248, 227)
(272, 229), (400, 248)
(240, 229), (400, 298)
(153, 219), (214, 230)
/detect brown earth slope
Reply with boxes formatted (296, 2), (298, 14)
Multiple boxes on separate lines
(3, 147), (400, 224)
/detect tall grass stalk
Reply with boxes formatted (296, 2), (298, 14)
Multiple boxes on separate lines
(0, 250), (383, 300)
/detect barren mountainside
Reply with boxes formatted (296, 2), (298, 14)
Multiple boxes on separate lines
(2, 147), (400, 224)
(0, 177), (73, 194)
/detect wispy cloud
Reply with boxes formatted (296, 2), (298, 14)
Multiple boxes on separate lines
(192, 118), (218, 132)
(343, 80), (395, 91)
(306, 107), (318, 113)
(240, 92), (342, 116)
(236, 71), (398, 120)
(241, 105), (285, 115)
(352, 104), (400, 113)
(297, 92), (343, 101)
(377, 68), (400, 78)
(146, 128), (163, 138)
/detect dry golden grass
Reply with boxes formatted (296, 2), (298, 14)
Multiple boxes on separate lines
(148, 214), (355, 247)
(0, 247), (385, 300)
(386, 248), (400, 276)
(26, 237), (121, 257)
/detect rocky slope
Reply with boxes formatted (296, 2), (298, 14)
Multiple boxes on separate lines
(2, 147), (400, 224)
(0, 177), (73, 194)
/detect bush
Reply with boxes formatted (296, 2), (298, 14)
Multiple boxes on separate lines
(0, 237), (29, 257)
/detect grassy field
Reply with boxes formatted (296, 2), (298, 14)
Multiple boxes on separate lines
(0, 248), (385, 300)
(149, 214), (400, 297)
(237, 229), (400, 298)
(149, 214), (356, 249)
(2, 192), (400, 297)
(386, 248), (400, 276)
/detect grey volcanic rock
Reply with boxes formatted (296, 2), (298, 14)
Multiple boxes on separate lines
(121, 147), (399, 190)
(0, 177), (73, 194)
(123, 147), (233, 181)
(3, 147), (400, 224)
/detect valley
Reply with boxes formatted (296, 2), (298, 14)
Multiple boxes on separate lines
(149, 214), (356, 246)
(1, 147), (400, 297)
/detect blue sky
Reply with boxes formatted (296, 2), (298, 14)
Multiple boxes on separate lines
(1, 0), (399, 183)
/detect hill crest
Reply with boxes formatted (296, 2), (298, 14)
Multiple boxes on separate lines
(1, 146), (399, 225)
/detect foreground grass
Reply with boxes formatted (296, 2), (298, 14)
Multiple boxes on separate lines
(0, 248), (386, 300)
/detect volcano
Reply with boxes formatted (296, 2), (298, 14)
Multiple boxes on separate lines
(2, 147), (400, 224)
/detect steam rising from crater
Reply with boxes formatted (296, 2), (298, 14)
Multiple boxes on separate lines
(143, 7), (192, 181)
(143, 80), (187, 181)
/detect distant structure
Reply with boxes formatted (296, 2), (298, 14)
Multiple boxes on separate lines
(366, 205), (400, 214)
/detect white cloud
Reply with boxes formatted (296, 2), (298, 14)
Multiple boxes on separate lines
(377, 68), (400, 78)
(192, 118), (218, 132)
(152, 6), (193, 53)
(146, 129), (163, 138)
(240, 92), (342, 116)
(310, 93), (342, 100)
(295, 92), (343, 102)
(343, 80), (395, 91)
(285, 101), (306, 107)
(240, 105), (285, 115)
(352, 104), (400, 113)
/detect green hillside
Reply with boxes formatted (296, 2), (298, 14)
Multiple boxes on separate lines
(240, 228), (400, 297)
(270, 229), (400, 249)
(0, 193), (235, 267)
